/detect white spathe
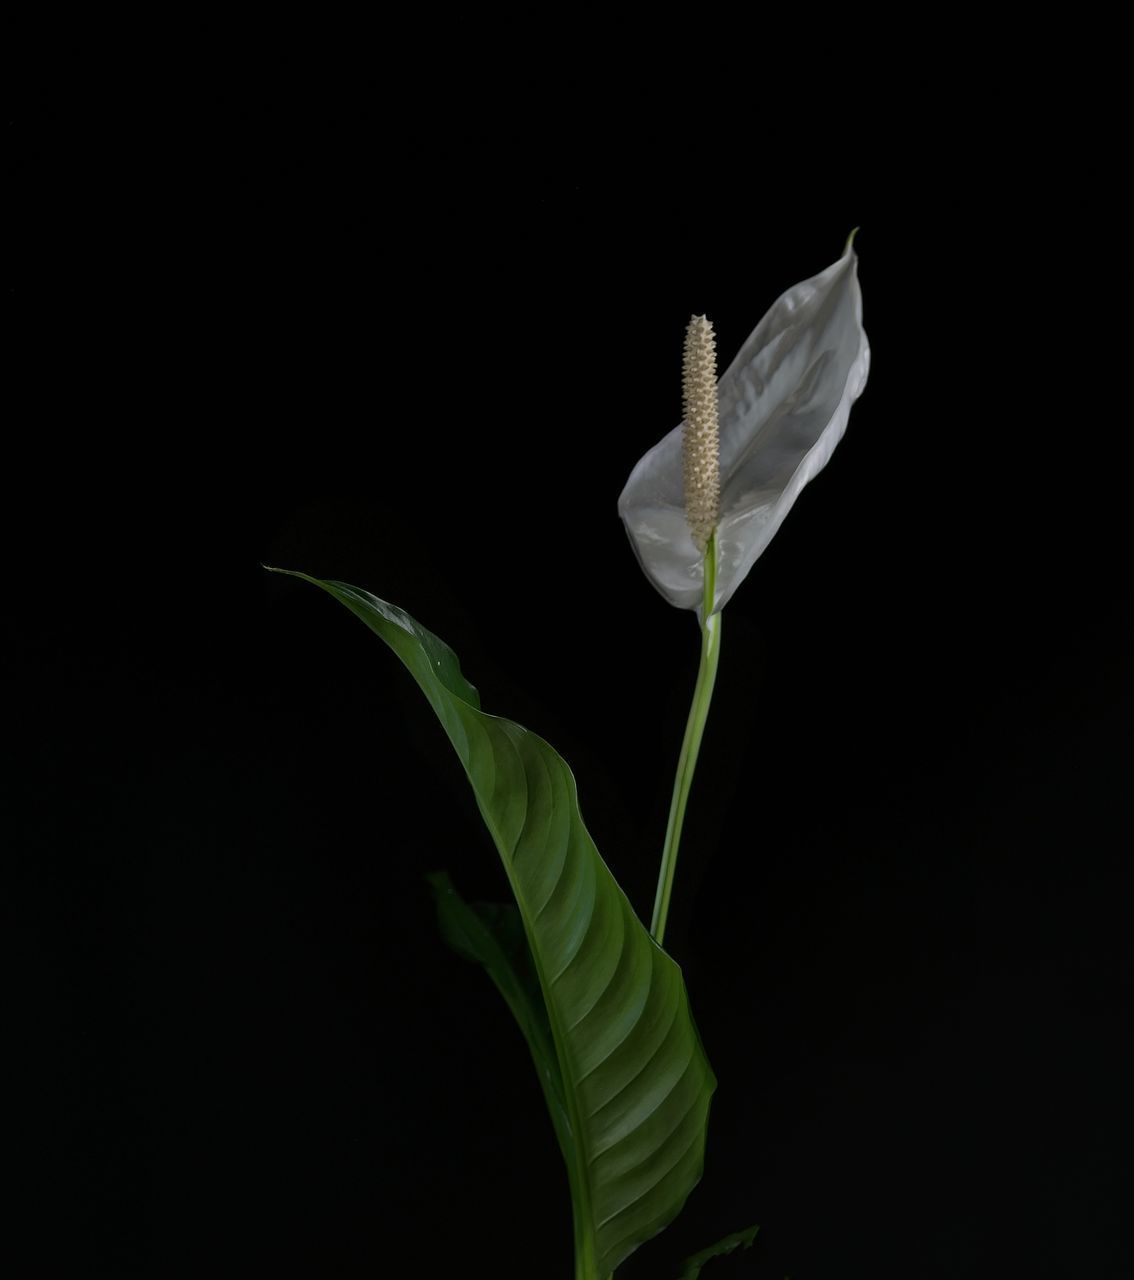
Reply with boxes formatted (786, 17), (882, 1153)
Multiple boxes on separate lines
(618, 243), (870, 616)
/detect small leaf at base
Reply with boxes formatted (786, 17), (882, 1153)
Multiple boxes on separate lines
(677, 1222), (760, 1279)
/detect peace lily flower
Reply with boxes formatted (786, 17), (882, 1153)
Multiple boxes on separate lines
(619, 237), (870, 616)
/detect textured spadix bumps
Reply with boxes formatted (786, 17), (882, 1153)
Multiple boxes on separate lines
(619, 242), (870, 615)
(681, 315), (721, 552)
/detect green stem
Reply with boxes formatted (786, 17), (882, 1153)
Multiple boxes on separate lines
(651, 532), (721, 946)
(572, 1195), (598, 1280)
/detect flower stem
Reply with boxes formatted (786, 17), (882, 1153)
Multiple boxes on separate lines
(651, 532), (721, 946)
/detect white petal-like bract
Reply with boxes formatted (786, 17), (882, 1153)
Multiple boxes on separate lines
(618, 245), (870, 615)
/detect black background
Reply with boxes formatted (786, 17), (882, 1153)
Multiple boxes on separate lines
(11, 57), (1131, 1279)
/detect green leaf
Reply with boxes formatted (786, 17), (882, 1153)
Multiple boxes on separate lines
(270, 569), (716, 1279)
(677, 1223), (760, 1279)
(426, 871), (573, 1162)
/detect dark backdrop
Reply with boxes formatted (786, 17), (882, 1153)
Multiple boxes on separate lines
(11, 71), (1131, 1278)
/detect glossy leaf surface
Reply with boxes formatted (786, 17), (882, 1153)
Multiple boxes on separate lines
(271, 570), (716, 1278)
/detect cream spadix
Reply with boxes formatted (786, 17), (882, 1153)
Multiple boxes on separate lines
(619, 241), (870, 615)
(681, 314), (721, 552)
